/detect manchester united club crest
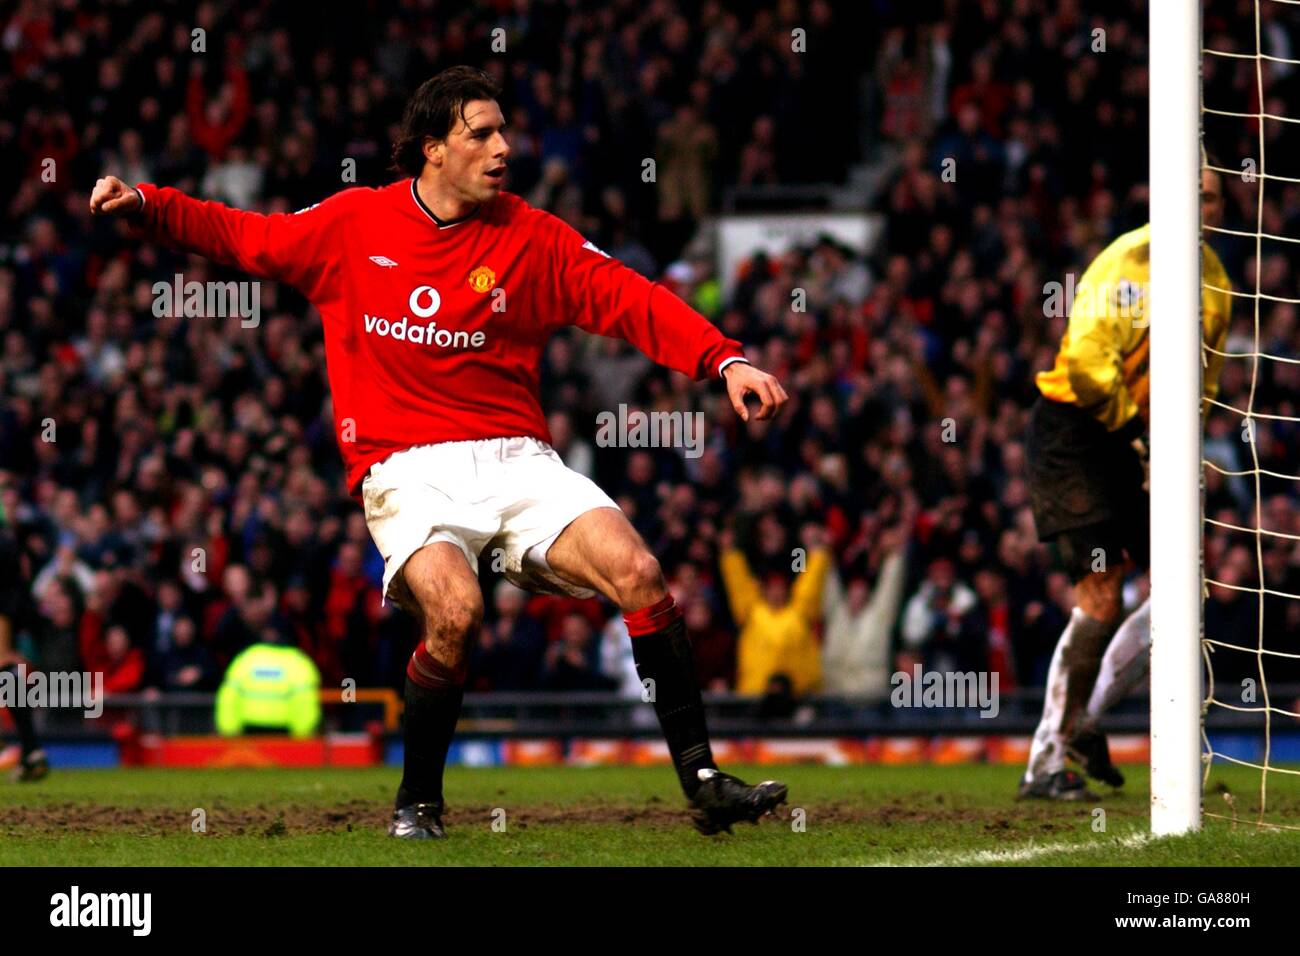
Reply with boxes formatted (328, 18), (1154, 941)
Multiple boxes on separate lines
(468, 266), (496, 294)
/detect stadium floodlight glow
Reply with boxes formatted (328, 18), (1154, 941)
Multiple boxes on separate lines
(1148, 0), (1203, 837)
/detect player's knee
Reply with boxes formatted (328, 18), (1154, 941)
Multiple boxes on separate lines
(615, 550), (665, 608)
(430, 594), (484, 642)
(410, 575), (483, 642)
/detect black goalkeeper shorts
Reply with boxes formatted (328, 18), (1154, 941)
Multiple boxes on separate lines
(1026, 396), (1150, 579)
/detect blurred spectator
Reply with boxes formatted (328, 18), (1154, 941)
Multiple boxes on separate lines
(822, 514), (912, 701)
(151, 616), (216, 691)
(681, 597), (733, 693)
(900, 557), (985, 676)
(720, 526), (830, 695)
(32, 543), (96, 603)
(469, 582), (546, 691)
(186, 60), (250, 161)
(81, 623), (145, 693)
(756, 673), (797, 720)
(655, 102), (718, 262)
(32, 577), (83, 673)
(598, 615), (643, 697)
(321, 542), (382, 684)
(547, 410), (594, 479)
(541, 612), (617, 691)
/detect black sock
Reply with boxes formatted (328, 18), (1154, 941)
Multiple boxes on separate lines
(396, 642), (465, 810)
(396, 676), (463, 809)
(1, 664), (39, 758)
(627, 599), (717, 799)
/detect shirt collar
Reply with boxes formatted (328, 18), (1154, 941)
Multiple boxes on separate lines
(410, 179), (481, 229)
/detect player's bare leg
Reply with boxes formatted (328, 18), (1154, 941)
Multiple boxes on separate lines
(545, 508), (666, 609)
(1066, 596), (1151, 788)
(1083, 597), (1150, 722)
(388, 541), (484, 839)
(1021, 564), (1126, 800)
(546, 507), (787, 834)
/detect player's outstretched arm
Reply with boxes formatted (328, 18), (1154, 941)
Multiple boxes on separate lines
(89, 174), (343, 299)
(544, 216), (788, 416)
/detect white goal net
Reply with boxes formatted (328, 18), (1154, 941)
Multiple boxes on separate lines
(1196, 0), (1300, 831)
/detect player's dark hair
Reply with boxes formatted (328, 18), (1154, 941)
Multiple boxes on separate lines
(392, 66), (502, 177)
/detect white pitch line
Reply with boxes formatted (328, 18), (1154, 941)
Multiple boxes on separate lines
(862, 831), (1154, 867)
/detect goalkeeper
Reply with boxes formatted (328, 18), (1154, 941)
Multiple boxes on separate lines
(1020, 166), (1231, 800)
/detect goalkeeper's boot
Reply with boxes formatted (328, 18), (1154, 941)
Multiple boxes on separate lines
(1067, 726), (1125, 788)
(388, 800), (446, 839)
(1017, 768), (1096, 802)
(689, 768), (788, 835)
(11, 750), (49, 783)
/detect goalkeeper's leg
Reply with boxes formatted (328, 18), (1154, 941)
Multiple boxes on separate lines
(1021, 554), (1126, 799)
(1022, 399), (1149, 798)
(1084, 597), (1150, 721)
(1058, 597), (1151, 789)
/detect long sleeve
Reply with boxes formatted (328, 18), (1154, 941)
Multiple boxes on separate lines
(862, 550), (908, 641)
(133, 183), (353, 302)
(719, 548), (761, 627)
(822, 592), (853, 675)
(790, 549), (831, 625)
(1061, 298), (1133, 430)
(544, 216), (745, 380)
(1035, 228), (1156, 431)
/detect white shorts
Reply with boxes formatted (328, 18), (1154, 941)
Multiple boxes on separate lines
(361, 436), (619, 610)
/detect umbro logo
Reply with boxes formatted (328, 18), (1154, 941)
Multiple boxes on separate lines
(369, 256), (400, 268)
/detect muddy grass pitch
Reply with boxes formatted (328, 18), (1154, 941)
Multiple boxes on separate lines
(0, 764), (1296, 866)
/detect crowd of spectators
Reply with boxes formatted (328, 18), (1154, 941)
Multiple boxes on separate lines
(2, 0), (1298, 720)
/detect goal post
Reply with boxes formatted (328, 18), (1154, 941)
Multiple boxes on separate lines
(1148, 2), (1204, 836)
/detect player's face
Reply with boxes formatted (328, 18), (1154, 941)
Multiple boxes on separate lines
(435, 99), (510, 204)
(1201, 168), (1223, 230)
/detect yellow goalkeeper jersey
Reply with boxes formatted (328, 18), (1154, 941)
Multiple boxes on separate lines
(1035, 224), (1232, 431)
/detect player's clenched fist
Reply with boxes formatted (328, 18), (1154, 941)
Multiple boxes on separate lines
(722, 361), (789, 422)
(89, 176), (141, 217)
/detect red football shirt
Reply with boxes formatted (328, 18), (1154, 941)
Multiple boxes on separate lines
(133, 179), (747, 500)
